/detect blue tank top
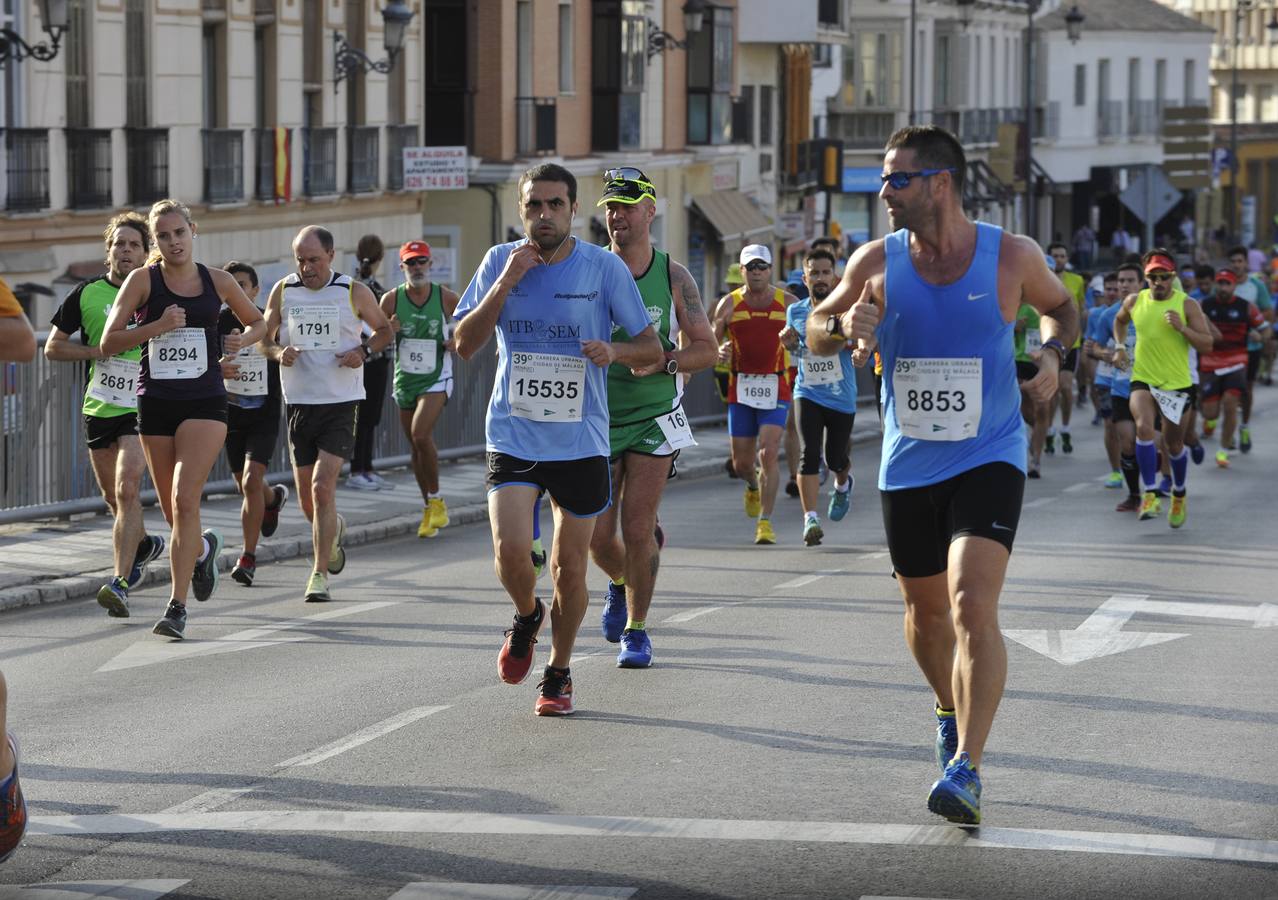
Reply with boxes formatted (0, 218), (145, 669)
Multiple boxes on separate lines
(878, 223), (1025, 490)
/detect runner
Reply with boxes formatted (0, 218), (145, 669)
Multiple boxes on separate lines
(1013, 299), (1050, 478)
(260, 226), (393, 602)
(1226, 245), (1273, 453)
(454, 163), (660, 715)
(0, 278), (33, 862)
(714, 264), (745, 479)
(778, 247), (856, 545)
(1111, 248), (1215, 527)
(712, 244), (798, 545)
(1098, 262), (1145, 511)
(381, 239), (459, 538)
(101, 199), (267, 639)
(218, 262), (289, 586)
(1199, 268), (1267, 466)
(1046, 242), (1086, 455)
(45, 213), (165, 616)
(349, 234), (395, 490)
(806, 126), (1076, 824)
(588, 167), (716, 667)
(1082, 272), (1124, 488)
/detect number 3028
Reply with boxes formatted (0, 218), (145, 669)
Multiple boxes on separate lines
(905, 389), (965, 413)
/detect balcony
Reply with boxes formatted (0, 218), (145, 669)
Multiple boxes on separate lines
(255, 128), (288, 201)
(66, 128), (113, 210)
(829, 111), (898, 149)
(1128, 99), (1159, 137)
(3, 129), (49, 212)
(302, 127), (338, 197)
(203, 129), (244, 205)
(959, 108), (1024, 147)
(127, 128), (169, 206)
(516, 96), (556, 156)
(1033, 102), (1061, 141)
(347, 126), (379, 194)
(928, 110), (962, 136)
(1098, 100), (1124, 141)
(386, 124), (418, 191)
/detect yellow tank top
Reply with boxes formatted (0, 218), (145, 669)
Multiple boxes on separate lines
(1130, 288), (1191, 390)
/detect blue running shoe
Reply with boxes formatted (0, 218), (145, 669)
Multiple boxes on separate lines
(1189, 442), (1204, 465)
(1155, 475), (1172, 498)
(127, 534), (165, 589)
(934, 706), (958, 771)
(600, 581), (627, 643)
(928, 751), (982, 824)
(828, 478), (852, 522)
(617, 629), (652, 668)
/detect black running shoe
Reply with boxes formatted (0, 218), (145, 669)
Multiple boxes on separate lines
(127, 534), (166, 589)
(192, 529), (222, 602)
(152, 601), (187, 639)
(785, 478), (800, 498)
(261, 484), (289, 538)
(231, 553), (256, 587)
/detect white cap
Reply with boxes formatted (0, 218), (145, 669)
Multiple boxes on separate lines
(740, 244), (772, 267)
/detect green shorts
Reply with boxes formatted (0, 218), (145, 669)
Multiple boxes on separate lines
(394, 376), (453, 410)
(609, 415), (677, 462)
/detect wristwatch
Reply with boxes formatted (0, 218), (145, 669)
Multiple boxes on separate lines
(824, 314), (844, 337)
(361, 344), (372, 361)
(663, 352), (679, 375)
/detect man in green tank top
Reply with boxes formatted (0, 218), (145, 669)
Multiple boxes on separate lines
(380, 240), (460, 540)
(1112, 249), (1214, 528)
(1013, 300), (1050, 477)
(45, 213), (165, 617)
(587, 168), (717, 668)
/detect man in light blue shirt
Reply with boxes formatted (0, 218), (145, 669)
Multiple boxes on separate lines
(455, 163), (660, 717)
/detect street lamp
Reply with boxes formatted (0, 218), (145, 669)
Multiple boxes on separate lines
(1228, 1), (1278, 241)
(332, 0), (414, 87)
(647, 0), (707, 60)
(0, 0), (70, 65)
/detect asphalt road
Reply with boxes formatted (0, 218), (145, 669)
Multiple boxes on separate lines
(0, 393), (1275, 899)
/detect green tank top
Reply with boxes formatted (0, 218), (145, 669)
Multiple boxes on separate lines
(78, 278), (142, 419)
(1131, 288), (1191, 389)
(608, 249), (680, 425)
(393, 283), (448, 398)
(1014, 303), (1041, 363)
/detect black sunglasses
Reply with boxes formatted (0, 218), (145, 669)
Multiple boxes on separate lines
(744, 261), (771, 272)
(880, 168), (957, 190)
(1146, 272), (1175, 282)
(603, 167), (654, 187)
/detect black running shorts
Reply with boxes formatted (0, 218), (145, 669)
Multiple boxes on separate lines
(486, 452), (611, 518)
(84, 413), (138, 451)
(880, 462), (1026, 579)
(138, 394), (228, 437)
(226, 403), (281, 472)
(287, 401), (358, 468)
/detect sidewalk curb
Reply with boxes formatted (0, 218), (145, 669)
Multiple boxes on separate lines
(0, 427), (883, 614)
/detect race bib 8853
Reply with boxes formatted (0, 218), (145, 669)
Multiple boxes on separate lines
(891, 357), (982, 441)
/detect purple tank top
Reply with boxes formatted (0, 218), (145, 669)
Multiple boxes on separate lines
(135, 263), (226, 399)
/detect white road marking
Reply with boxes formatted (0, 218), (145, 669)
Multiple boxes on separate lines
(276, 705), (451, 768)
(1063, 482), (1095, 493)
(861, 896), (961, 900)
(161, 786), (257, 815)
(772, 568), (843, 592)
(662, 606), (723, 625)
(388, 886), (636, 900)
(1022, 497), (1053, 509)
(26, 811), (1278, 864)
(0, 881), (189, 900)
(96, 601), (399, 672)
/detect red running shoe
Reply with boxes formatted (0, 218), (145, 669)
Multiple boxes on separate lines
(498, 598), (545, 685)
(534, 668), (574, 716)
(0, 733), (27, 863)
(260, 484), (289, 538)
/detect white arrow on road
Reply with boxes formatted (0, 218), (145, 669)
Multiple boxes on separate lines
(1003, 594), (1278, 666)
(0, 881), (189, 900)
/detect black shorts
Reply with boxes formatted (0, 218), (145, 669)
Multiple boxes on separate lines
(1130, 382), (1197, 406)
(138, 394), (228, 437)
(1199, 368), (1247, 401)
(881, 462), (1026, 578)
(1062, 348), (1079, 373)
(1247, 349), (1261, 383)
(226, 403), (281, 472)
(1015, 360), (1039, 382)
(486, 452), (611, 518)
(1111, 395), (1132, 423)
(84, 412), (138, 451)
(795, 397), (854, 475)
(287, 401), (358, 468)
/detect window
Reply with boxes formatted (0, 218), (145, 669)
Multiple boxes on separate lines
(1127, 58), (1140, 109)
(558, 2), (574, 93)
(854, 31), (901, 108)
(65, 0), (89, 127)
(1074, 64), (1086, 106)
(812, 43), (832, 68)
(1183, 59), (1197, 104)
(202, 25), (227, 129)
(592, 1), (645, 151)
(818, 0), (841, 28)
(1154, 58), (1166, 109)
(517, 1), (532, 96)
(935, 35), (952, 107)
(687, 5), (734, 145)
(732, 85), (753, 145)
(760, 85), (774, 145)
(125, 0), (147, 127)
(1098, 58), (1110, 104)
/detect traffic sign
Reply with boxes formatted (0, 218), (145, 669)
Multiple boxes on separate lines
(1119, 166), (1180, 225)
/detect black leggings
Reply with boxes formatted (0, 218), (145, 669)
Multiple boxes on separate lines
(795, 397), (854, 476)
(352, 357), (392, 472)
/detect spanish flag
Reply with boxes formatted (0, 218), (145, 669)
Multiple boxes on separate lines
(274, 127), (291, 202)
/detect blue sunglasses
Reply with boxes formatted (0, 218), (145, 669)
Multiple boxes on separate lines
(880, 167), (957, 189)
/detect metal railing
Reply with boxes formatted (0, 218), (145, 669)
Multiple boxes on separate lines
(1098, 100), (1124, 140)
(515, 96), (556, 156)
(0, 334), (728, 522)
(832, 111), (897, 149)
(127, 127), (169, 205)
(1128, 99), (1159, 136)
(66, 128), (113, 209)
(303, 126), (338, 196)
(203, 128), (244, 204)
(4, 129), (49, 212)
(1033, 101), (1061, 140)
(347, 125), (379, 193)
(385, 124), (418, 191)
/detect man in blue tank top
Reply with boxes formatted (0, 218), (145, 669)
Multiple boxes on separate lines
(806, 126), (1078, 825)
(455, 163), (661, 717)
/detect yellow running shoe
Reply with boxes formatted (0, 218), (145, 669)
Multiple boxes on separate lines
(417, 507), (438, 538)
(1138, 491), (1161, 521)
(1168, 494), (1186, 529)
(744, 485), (762, 518)
(428, 496), (449, 529)
(754, 518), (776, 545)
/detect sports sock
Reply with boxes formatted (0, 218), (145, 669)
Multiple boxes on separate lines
(1135, 439), (1158, 491)
(1120, 454), (1140, 495)
(612, 576), (626, 587)
(805, 511), (819, 522)
(1060, 425), (1071, 435)
(517, 602), (543, 625)
(835, 478), (851, 493)
(625, 618), (646, 632)
(1170, 448), (1189, 491)
(198, 537), (210, 563)
(428, 491), (440, 499)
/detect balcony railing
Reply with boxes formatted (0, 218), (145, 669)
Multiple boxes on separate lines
(1033, 101), (1061, 140)
(1128, 99), (1159, 137)
(66, 128), (113, 210)
(348, 126), (379, 194)
(255, 128), (288, 201)
(929, 109), (962, 136)
(516, 96), (556, 156)
(203, 129), (244, 204)
(831, 111), (898, 149)
(127, 128), (169, 206)
(1098, 100), (1124, 140)
(3, 129), (49, 212)
(303, 127), (338, 196)
(386, 124), (418, 191)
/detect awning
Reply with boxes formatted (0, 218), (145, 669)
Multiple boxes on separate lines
(690, 190), (773, 249)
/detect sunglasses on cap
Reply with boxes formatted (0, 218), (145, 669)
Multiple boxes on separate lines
(880, 168), (957, 190)
(744, 261), (771, 272)
(603, 167), (654, 188)
(1146, 272), (1175, 283)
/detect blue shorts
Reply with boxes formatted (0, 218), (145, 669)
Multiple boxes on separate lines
(728, 401), (790, 438)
